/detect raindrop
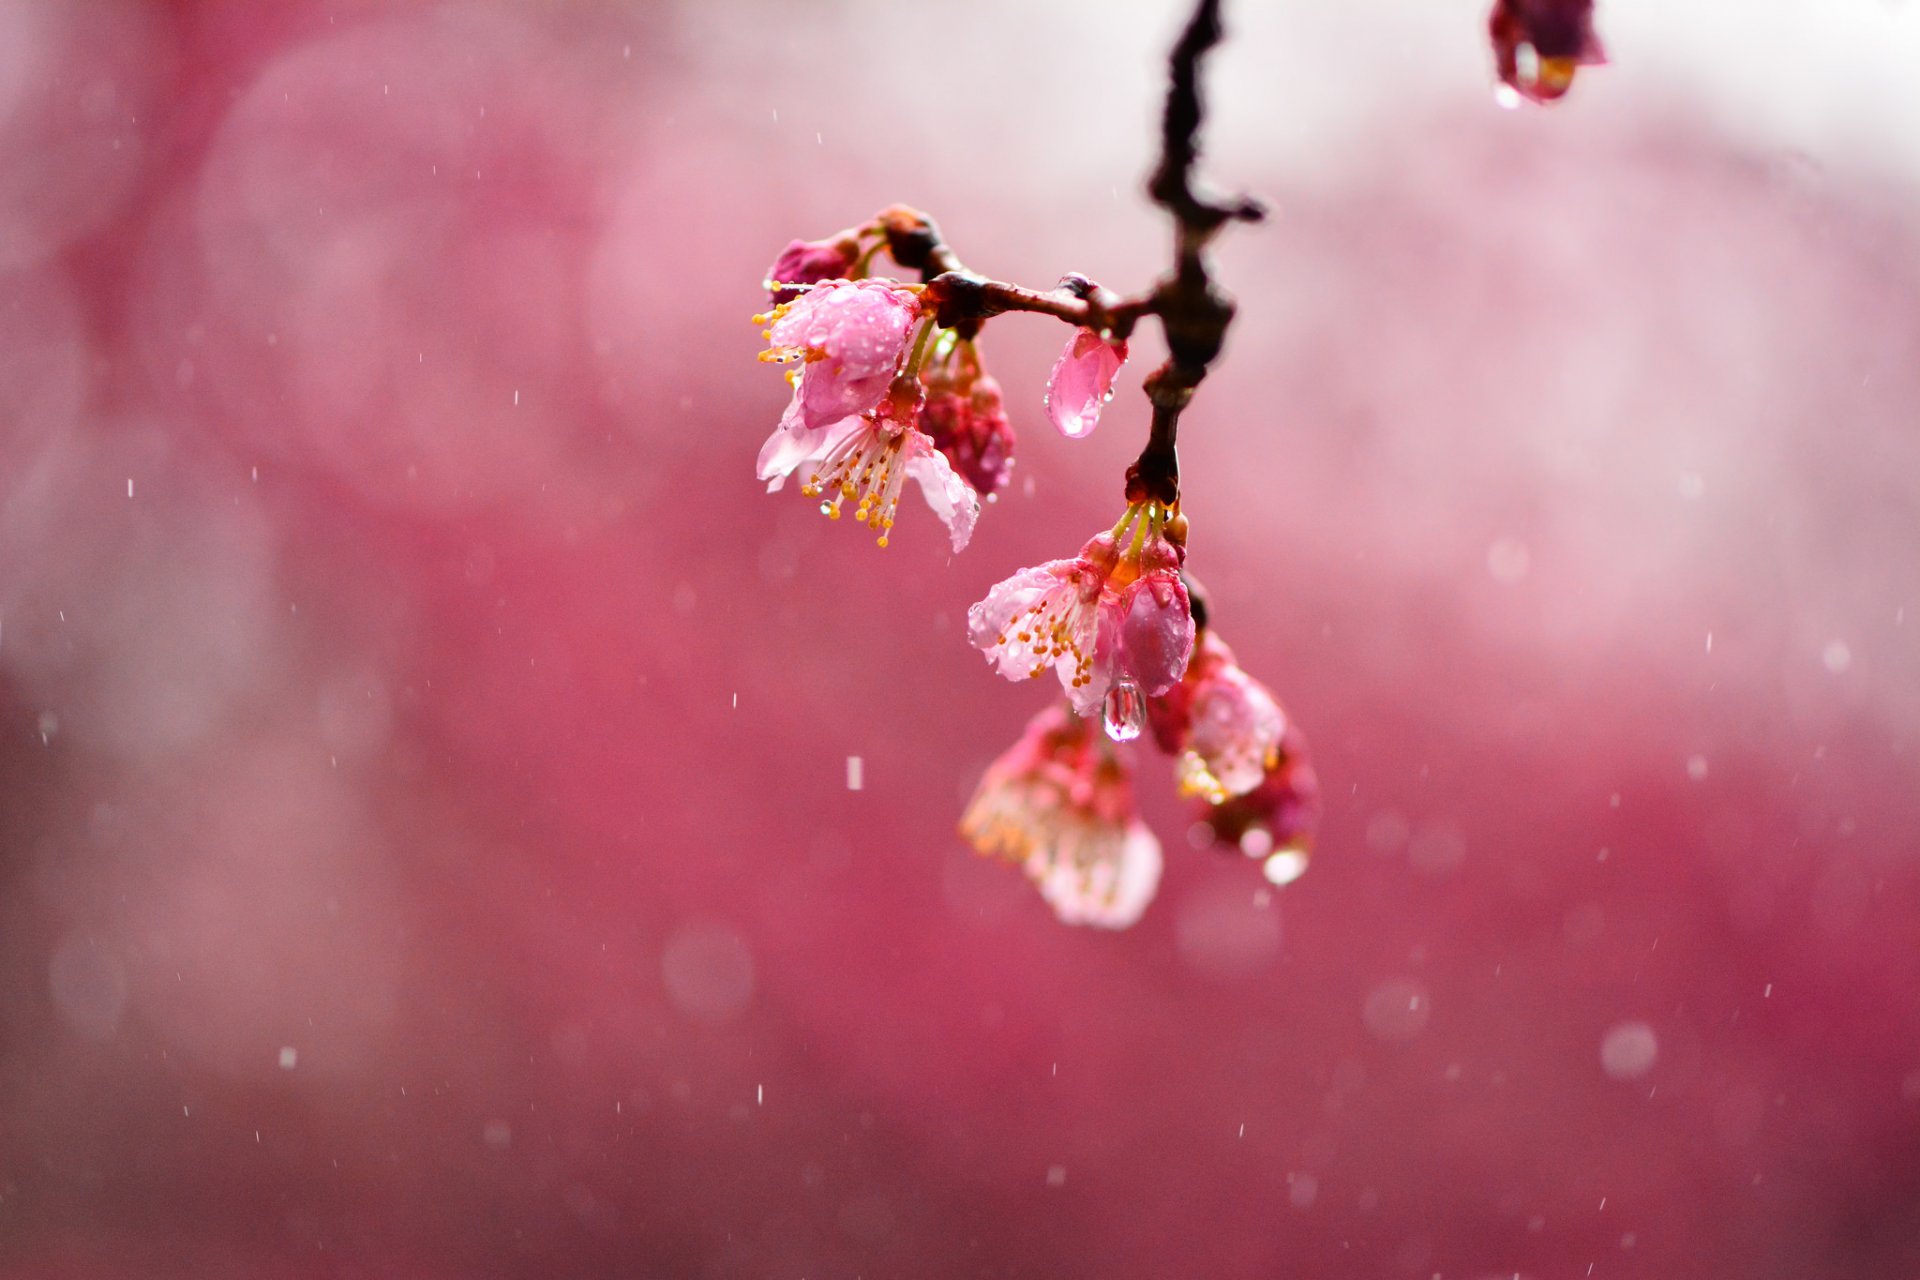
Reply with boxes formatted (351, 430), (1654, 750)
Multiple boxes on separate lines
(1102, 678), (1145, 743)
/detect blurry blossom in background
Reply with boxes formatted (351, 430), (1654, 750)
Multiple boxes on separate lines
(2, 1), (1920, 1277)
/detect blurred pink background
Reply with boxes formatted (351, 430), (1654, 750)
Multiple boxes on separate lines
(3, 1), (1919, 1276)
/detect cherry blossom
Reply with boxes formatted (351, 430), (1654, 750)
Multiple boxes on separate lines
(1043, 329), (1128, 439)
(1148, 630), (1286, 802)
(959, 705), (1163, 929)
(966, 503), (1193, 728)
(756, 383), (979, 552)
(757, 279), (921, 430)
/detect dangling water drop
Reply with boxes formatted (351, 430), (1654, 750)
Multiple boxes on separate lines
(1103, 678), (1145, 743)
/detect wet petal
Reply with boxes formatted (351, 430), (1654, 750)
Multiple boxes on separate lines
(1116, 573), (1194, 695)
(1030, 822), (1162, 929)
(756, 400), (861, 492)
(1044, 329), (1127, 439)
(903, 435), (980, 553)
(967, 563), (1075, 681)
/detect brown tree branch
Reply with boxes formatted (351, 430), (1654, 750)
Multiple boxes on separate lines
(1128, 0), (1261, 508)
(868, 0), (1259, 509)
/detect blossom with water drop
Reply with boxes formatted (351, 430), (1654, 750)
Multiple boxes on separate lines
(1192, 721), (1320, 883)
(1148, 630), (1286, 802)
(966, 502), (1193, 728)
(1044, 329), (1128, 439)
(763, 234), (862, 304)
(757, 279), (922, 430)
(960, 704), (1163, 928)
(756, 380), (979, 551)
(1489, 0), (1606, 105)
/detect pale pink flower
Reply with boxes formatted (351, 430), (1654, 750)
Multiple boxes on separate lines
(1043, 329), (1128, 439)
(760, 280), (921, 430)
(959, 705), (1164, 929)
(1147, 631), (1286, 802)
(763, 235), (860, 304)
(966, 506), (1193, 724)
(756, 386), (978, 552)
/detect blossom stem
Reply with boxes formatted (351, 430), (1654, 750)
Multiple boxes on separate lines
(903, 315), (938, 378)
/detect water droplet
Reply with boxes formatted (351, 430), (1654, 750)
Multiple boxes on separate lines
(1263, 848), (1310, 886)
(1102, 679), (1145, 742)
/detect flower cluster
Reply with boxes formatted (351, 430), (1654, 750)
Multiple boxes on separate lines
(755, 228), (1138, 553)
(751, 207), (1315, 929)
(959, 621), (1315, 928)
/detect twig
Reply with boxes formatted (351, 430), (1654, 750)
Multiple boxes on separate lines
(1130, 0), (1262, 507)
(870, 0), (1259, 508)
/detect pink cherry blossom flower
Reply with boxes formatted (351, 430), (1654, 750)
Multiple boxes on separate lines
(763, 234), (860, 304)
(1043, 329), (1128, 439)
(959, 705), (1163, 929)
(922, 367), (1015, 497)
(759, 280), (921, 430)
(1489, 0), (1605, 105)
(966, 504), (1193, 730)
(756, 384), (978, 552)
(1147, 630), (1286, 802)
(1191, 722), (1320, 887)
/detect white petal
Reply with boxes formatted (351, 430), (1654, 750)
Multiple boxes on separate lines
(1033, 823), (1162, 929)
(903, 436), (980, 553)
(756, 407), (861, 492)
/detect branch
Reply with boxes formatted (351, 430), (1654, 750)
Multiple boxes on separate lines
(1128, 0), (1261, 508)
(866, 0), (1261, 509)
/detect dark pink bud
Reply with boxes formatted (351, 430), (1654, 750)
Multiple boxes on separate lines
(923, 370), (1015, 496)
(765, 236), (860, 304)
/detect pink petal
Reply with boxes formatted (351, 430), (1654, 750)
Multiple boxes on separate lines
(1060, 637), (1114, 719)
(967, 563), (1073, 681)
(756, 394), (862, 492)
(1043, 329), (1127, 439)
(902, 435), (980, 553)
(1030, 822), (1162, 929)
(1116, 573), (1194, 695)
(771, 282), (920, 430)
(1185, 669), (1286, 799)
